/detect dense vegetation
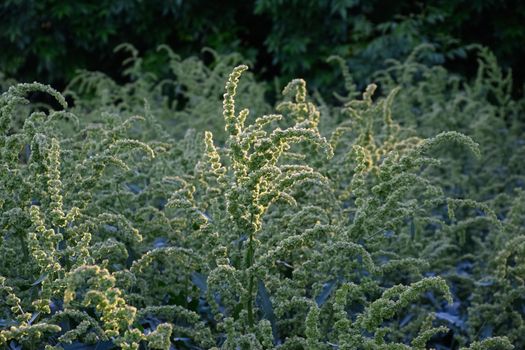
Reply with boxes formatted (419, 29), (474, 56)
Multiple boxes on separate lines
(2, 0), (525, 94)
(0, 41), (524, 349)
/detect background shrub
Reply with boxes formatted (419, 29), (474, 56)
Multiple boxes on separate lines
(1, 0), (525, 95)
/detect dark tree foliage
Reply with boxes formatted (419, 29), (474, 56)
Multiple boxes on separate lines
(1, 0), (524, 94)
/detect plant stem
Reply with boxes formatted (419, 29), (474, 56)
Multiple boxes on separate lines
(245, 228), (256, 328)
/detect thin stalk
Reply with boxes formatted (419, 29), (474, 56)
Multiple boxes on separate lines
(245, 213), (256, 328)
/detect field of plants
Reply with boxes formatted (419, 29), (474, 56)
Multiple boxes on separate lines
(1, 3), (525, 349)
